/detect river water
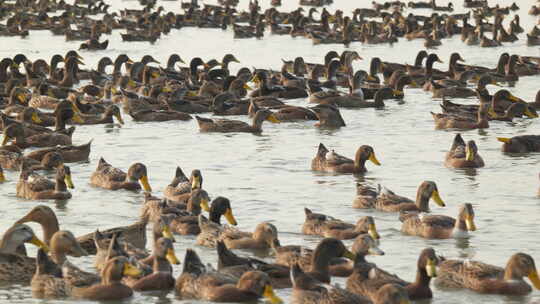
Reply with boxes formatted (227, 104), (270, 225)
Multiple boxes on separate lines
(0, 0), (539, 303)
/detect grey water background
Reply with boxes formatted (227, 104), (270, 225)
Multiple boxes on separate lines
(0, 0), (539, 303)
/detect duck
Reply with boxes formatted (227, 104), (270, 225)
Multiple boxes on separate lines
(431, 98), (490, 130)
(128, 237), (179, 291)
(497, 135), (540, 153)
(216, 241), (291, 288)
(290, 262), (370, 304)
(353, 181), (445, 212)
(175, 249), (283, 303)
(347, 248), (440, 300)
(311, 104), (346, 128)
(30, 249), (69, 299)
(90, 157), (152, 192)
(311, 143), (380, 174)
(195, 197), (239, 247)
(1, 120), (75, 149)
(0, 224), (49, 284)
(71, 256), (141, 301)
(248, 99), (317, 122)
(302, 208), (380, 240)
(15, 205), (147, 254)
(24, 140), (93, 163)
(16, 164), (74, 200)
(444, 134), (484, 168)
(195, 109), (280, 133)
(400, 203), (476, 239)
(435, 252), (540, 295)
(274, 238), (356, 283)
(163, 166), (204, 204)
(73, 105), (124, 125)
(250, 71), (307, 99)
(220, 222), (280, 252)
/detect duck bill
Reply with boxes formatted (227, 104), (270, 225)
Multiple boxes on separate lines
(366, 75), (377, 82)
(224, 208), (238, 226)
(0, 171), (5, 183)
(122, 262), (142, 277)
(17, 93), (26, 103)
(368, 223), (380, 240)
(266, 114), (281, 123)
(166, 248), (180, 265)
(191, 176), (201, 190)
(28, 235), (49, 253)
(200, 198), (210, 212)
(64, 174), (75, 189)
(263, 285), (283, 304)
(465, 146), (474, 162)
(528, 270), (540, 290)
(508, 94), (521, 103)
(425, 259), (437, 277)
(250, 75), (260, 84)
(72, 112), (85, 124)
(139, 175), (152, 192)
(114, 112), (125, 125)
(1, 135), (8, 146)
(497, 137), (510, 143)
(32, 112), (42, 124)
(162, 226), (175, 241)
(343, 249), (356, 260)
(431, 190), (445, 207)
(243, 83), (252, 90)
(128, 80), (137, 88)
(400, 298), (411, 304)
(465, 216), (476, 231)
(369, 152), (381, 166)
(393, 90), (404, 96)
(524, 107), (539, 118)
(368, 244), (385, 256)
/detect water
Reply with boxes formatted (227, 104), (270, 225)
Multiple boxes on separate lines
(0, 0), (539, 303)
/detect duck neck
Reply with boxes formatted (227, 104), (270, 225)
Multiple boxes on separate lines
(495, 56), (507, 75)
(54, 112), (67, 131)
(55, 174), (68, 192)
(50, 248), (67, 265)
(504, 262), (524, 281)
(251, 112), (265, 132)
(454, 217), (467, 231)
(40, 217), (60, 245)
(209, 210), (222, 225)
(412, 267), (432, 288)
(153, 256), (172, 273)
(310, 248), (331, 277)
(415, 189), (430, 212)
(0, 62), (9, 82)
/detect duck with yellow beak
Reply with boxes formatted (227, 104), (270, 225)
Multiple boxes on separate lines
(445, 133), (485, 168)
(130, 238), (179, 291)
(195, 108), (280, 133)
(401, 203), (476, 239)
(16, 164), (74, 200)
(90, 158), (152, 192)
(348, 248), (440, 301)
(311, 143), (381, 174)
(0, 224), (49, 283)
(72, 256), (141, 301)
(354, 181), (445, 212)
(437, 252), (540, 295)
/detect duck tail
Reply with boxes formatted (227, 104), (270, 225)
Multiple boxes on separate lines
(182, 248), (205, 275)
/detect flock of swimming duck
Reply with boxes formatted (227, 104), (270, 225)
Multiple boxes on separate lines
(3, 0), (540, 49)
(0, 0), (540, 304)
